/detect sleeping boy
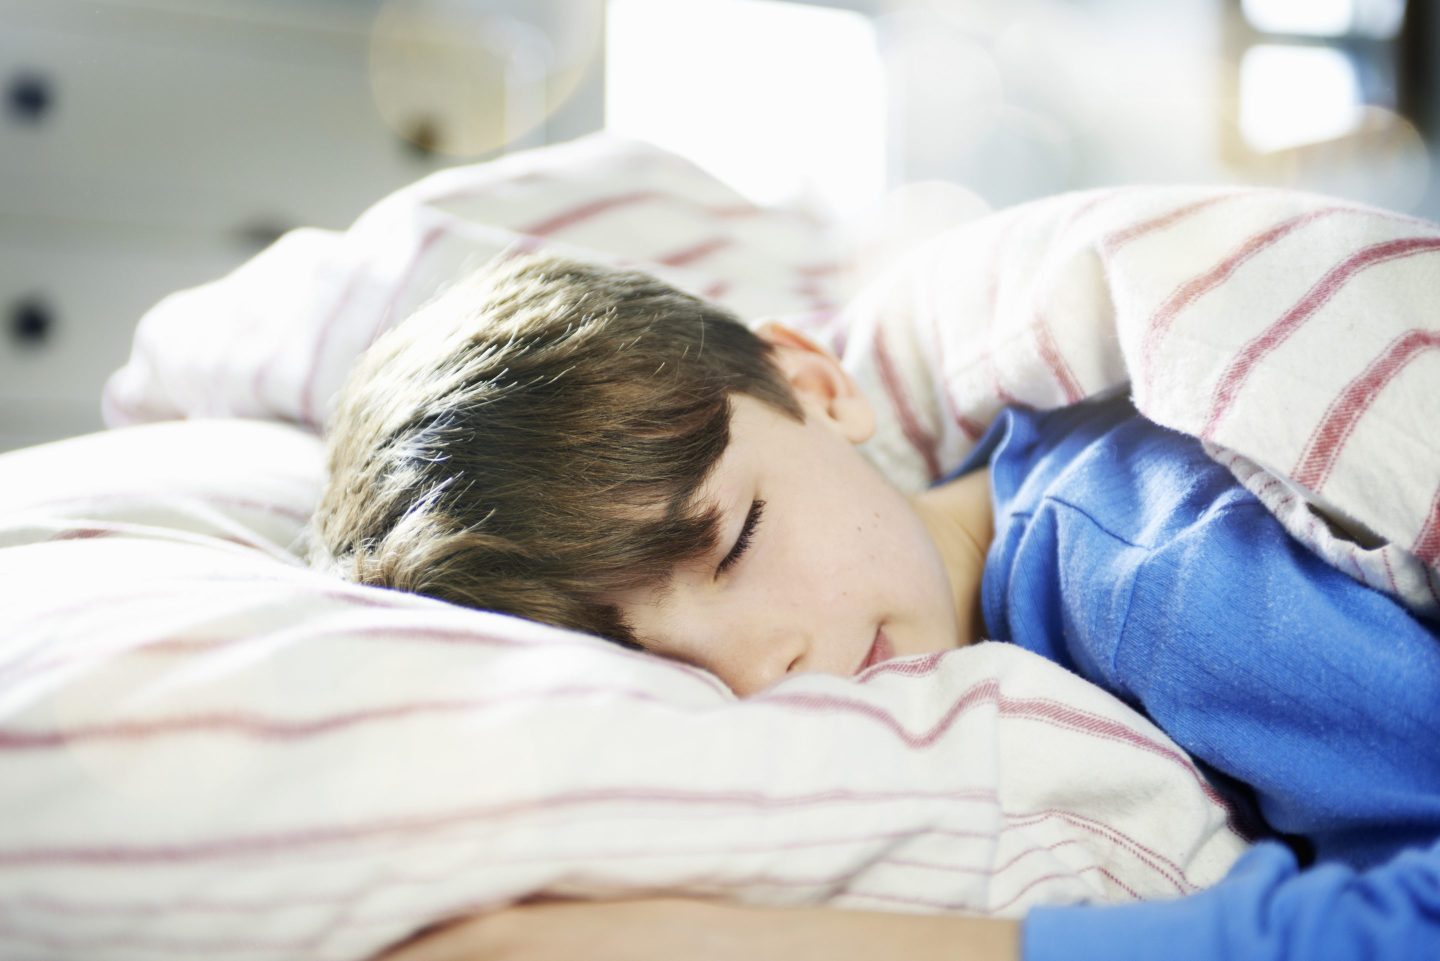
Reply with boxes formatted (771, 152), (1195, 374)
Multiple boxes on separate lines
(307, 253), (1440, 961)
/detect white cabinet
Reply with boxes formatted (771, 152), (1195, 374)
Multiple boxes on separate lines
(0, 224), (242, 449)
(0, 0), (556, 453)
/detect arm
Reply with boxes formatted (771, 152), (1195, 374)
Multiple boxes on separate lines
(376, 898), (1021, 961)
(984, 410), (1440, 861)
(1110, 501), (1440, 864)
(374, 840), (1440, 961)
(981, 413), (1440, 956)
(1025, 837), (1440, 961)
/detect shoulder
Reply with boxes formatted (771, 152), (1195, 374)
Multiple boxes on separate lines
(991, 394), (1245, 552)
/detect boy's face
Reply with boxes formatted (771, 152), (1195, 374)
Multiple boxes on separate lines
(607, 323), (966, 697)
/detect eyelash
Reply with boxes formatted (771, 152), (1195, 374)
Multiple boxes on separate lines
(717, 499), (765, 574)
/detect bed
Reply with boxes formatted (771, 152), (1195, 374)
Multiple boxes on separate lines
(2, 133), (1436, 961)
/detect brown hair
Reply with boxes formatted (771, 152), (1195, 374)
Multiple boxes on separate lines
(305, 252), (803, 649)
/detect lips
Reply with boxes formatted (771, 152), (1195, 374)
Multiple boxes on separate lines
(856, 626), (895, 674)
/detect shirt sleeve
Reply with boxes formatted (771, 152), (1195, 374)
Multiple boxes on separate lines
(1112, 500), (1440, 867)
(980, 402), (1440, 956)
(1023, 838), (1440, 961)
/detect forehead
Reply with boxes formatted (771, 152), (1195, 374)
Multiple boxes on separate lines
(719, 393), (798, 466)
(682, 393), (803, 525)
(618, 396), (783, 609)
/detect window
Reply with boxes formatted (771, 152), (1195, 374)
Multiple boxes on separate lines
(604, 0), (886, 221)
(1226, 0), (1419, 156)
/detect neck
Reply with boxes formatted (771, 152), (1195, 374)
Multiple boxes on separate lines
(909, 467), (994, 647)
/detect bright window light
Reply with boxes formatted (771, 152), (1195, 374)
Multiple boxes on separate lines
(1241, 0), (1406, 39)
(1242, 0), (1355, 36)
(1239, 44), (1364, 153)
(605, 0), (886, 222)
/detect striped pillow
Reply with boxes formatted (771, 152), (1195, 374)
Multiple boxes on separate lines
(102, 133), (853, 436)
(0, 417), (1248, 961)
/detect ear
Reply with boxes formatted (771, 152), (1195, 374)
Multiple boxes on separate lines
(754, 321), (874, 444)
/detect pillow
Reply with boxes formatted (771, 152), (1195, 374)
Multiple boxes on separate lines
(102, 133), (856, 435)
(0, 423), (1248, 961)
(0, 416), (319, 558)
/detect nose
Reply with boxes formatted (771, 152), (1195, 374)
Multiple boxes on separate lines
(730, 624), (812, 697)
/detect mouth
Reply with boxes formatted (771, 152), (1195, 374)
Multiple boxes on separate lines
(855, 625), (895, 675)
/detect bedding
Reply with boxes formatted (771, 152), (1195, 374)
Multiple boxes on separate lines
(2, 132), (1430, 961)
(0, 422), (1245, 960)
(0, 135), (1257, 961)
(839, 183), (1440, 620)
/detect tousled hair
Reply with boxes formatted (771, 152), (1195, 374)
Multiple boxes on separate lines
(305, 252), (804, 649)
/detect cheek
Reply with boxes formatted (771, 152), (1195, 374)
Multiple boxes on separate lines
(795, 484), (923, 593)
(862, 491), (952, 601)
(847, 476), (923, 556)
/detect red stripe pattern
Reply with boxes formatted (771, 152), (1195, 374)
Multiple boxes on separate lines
(0, 400), (1248, 959)
(102, 138), (854, 433)
(838, 184), (1439, 619)
(1292, 329), (1440, 490)
(1415, 487), (1440, 568)
(873, 326), (943, 481)
(1201, 236), (1440, 440)
(1138, 208), (1343, 393)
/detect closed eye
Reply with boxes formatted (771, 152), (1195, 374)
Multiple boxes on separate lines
(717, 499), (765, 575)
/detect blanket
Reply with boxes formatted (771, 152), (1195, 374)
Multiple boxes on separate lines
(841, 186), (1440, 621)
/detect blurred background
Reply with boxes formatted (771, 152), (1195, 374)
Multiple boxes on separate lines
(1, 0), (1434, 452)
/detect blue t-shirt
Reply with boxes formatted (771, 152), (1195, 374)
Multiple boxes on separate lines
(950, 394), (1440, 960)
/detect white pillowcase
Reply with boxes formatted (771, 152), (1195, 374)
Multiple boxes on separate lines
(102, 133), (853, 434)
(0, 419), (1246, 961)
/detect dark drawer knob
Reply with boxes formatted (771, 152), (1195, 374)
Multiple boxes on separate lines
(9, 298), (55, 347)
(7, 71), (54, 124)
(404, 116), (442, 157)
